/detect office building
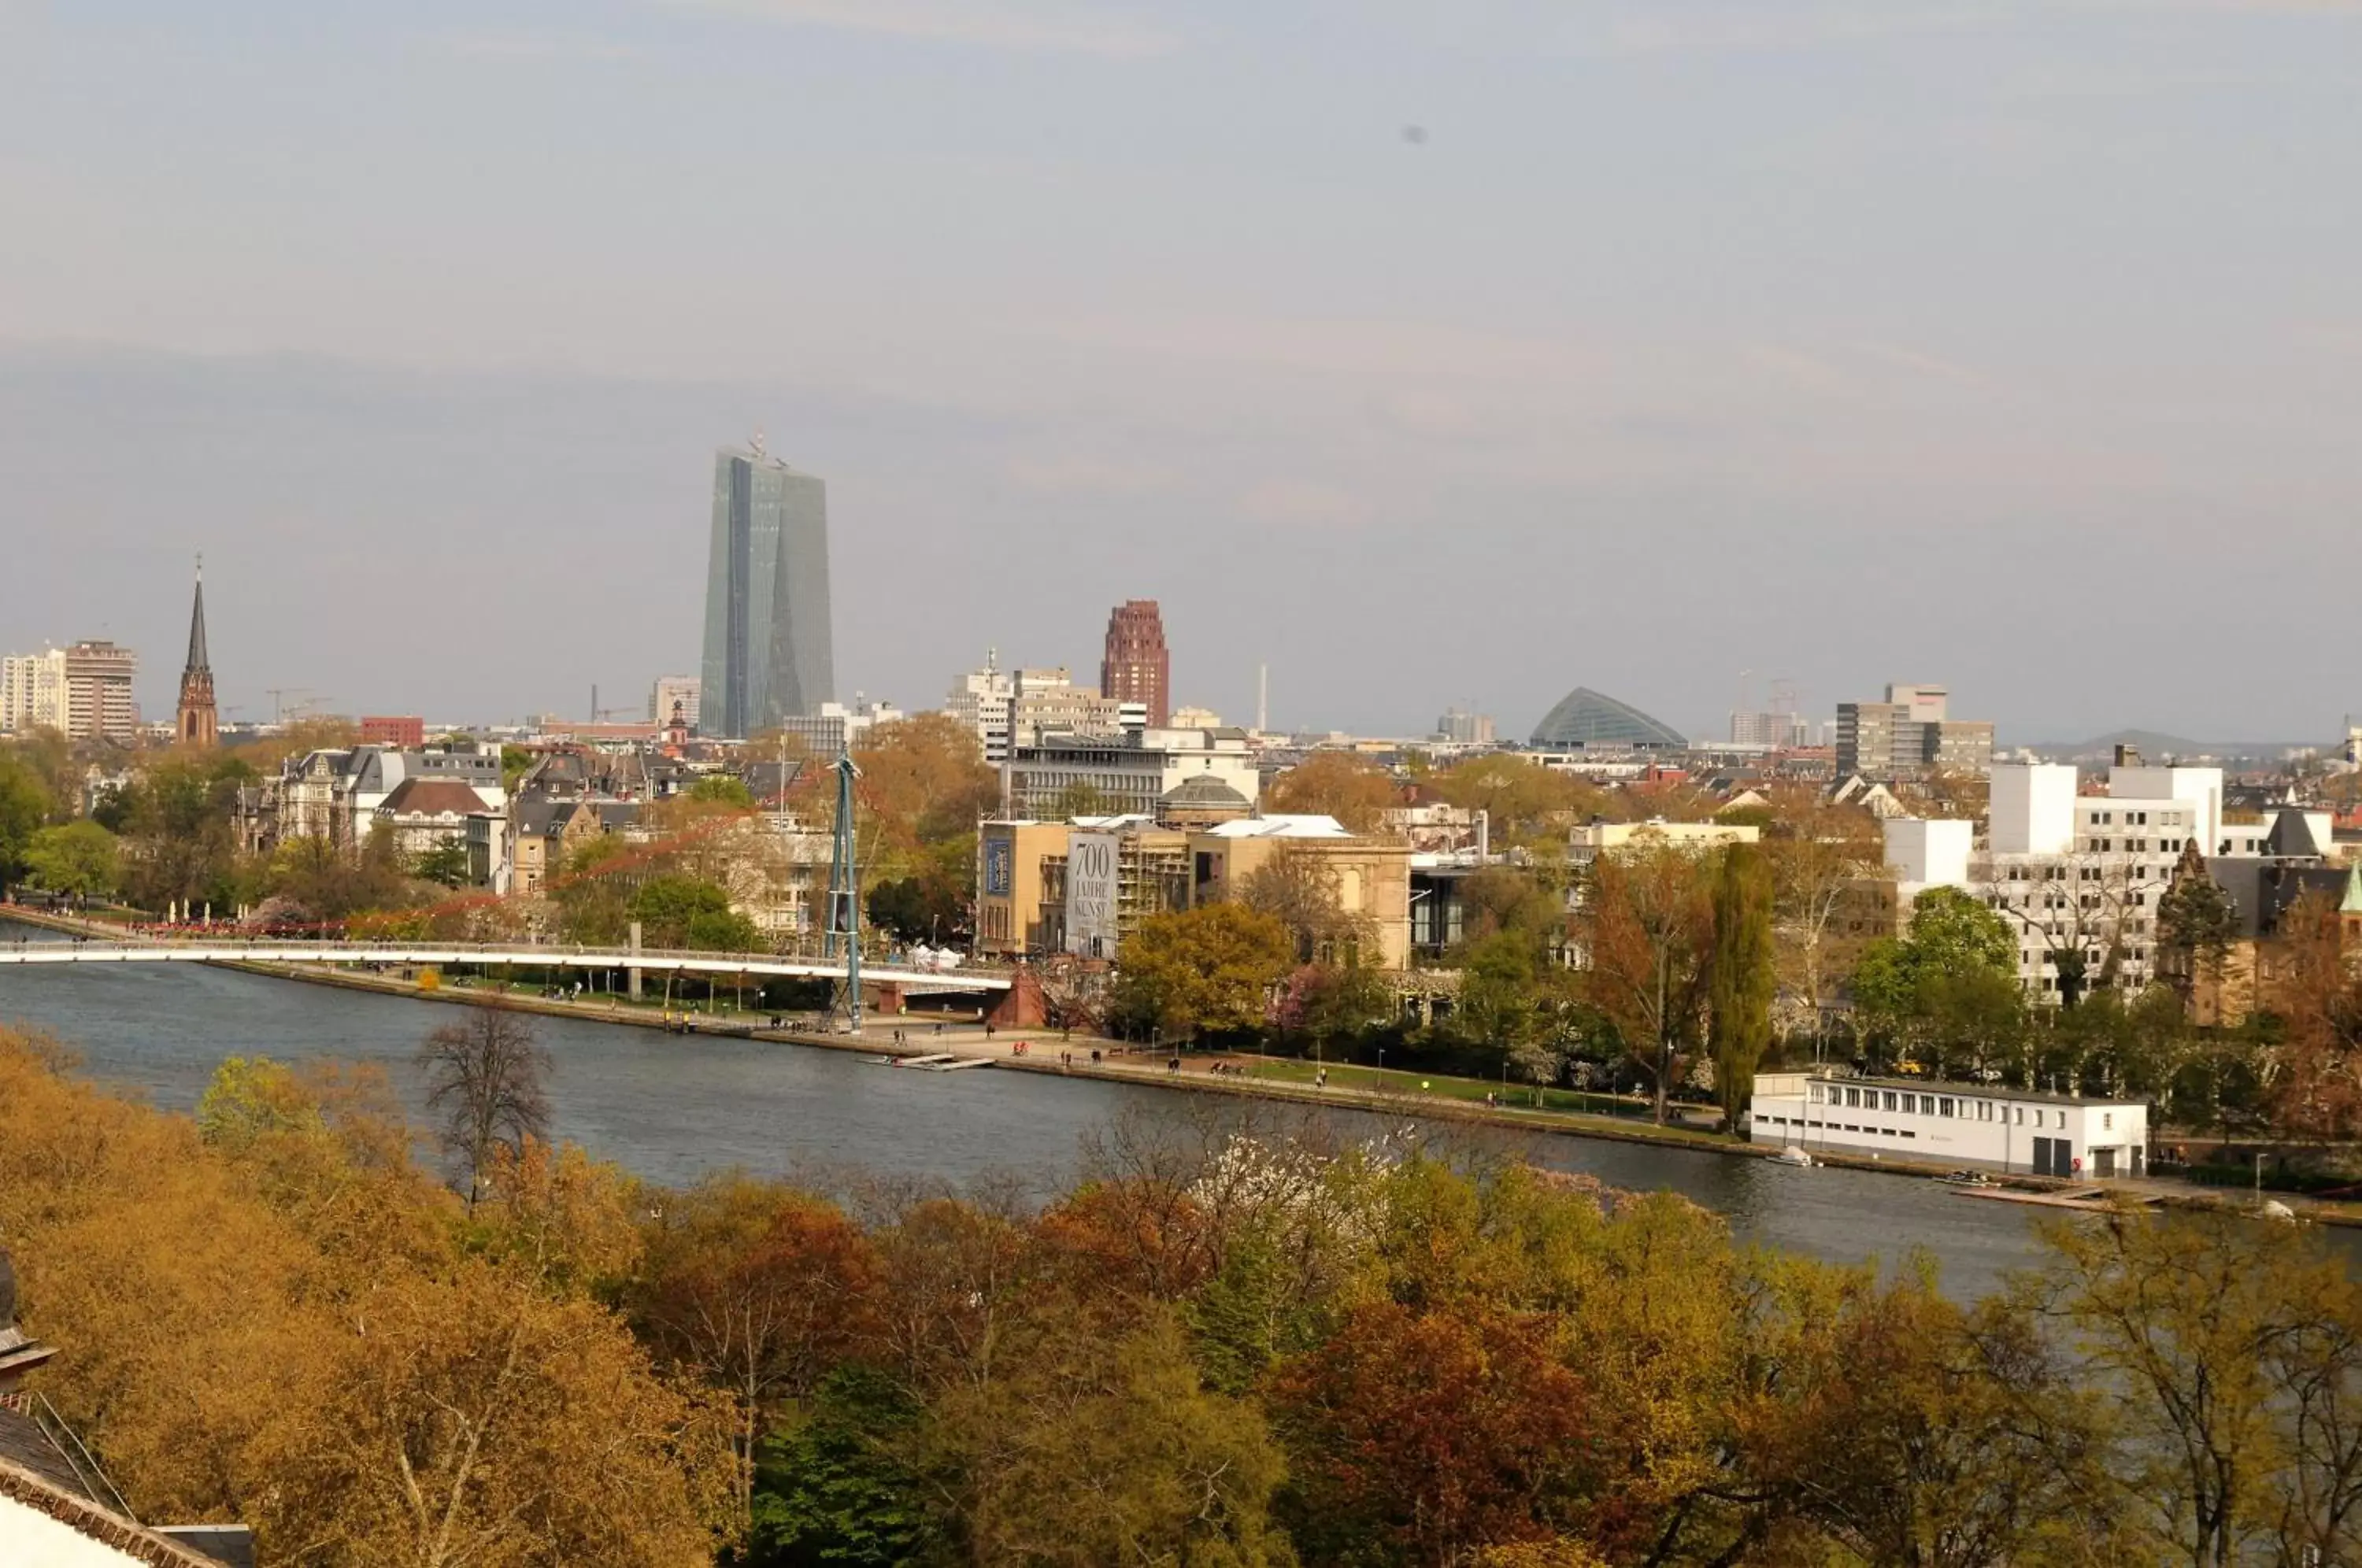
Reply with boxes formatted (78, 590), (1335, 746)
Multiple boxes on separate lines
(1101, 600), (1171, 727)
(1004, 727), (1259, 819)
(700, 440), (835, 738)
(772, 699), (903, 759)
(1435, 707), (1496, 745)
(648, 675), (702, 733)
(1880, 758), (2243, 1002)
(1834, 683), (1993, 780)
(0, 647), (68, 735)
(174, 564), (217, 749)
(361, 716), (427, 748)
(1730, 709), (1809, 748)
(63, 641), (137, 742)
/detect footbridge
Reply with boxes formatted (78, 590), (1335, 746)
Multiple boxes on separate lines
(0, 936), (1013, 993)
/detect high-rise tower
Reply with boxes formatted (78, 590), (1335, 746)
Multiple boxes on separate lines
(175, 559), (217, 749)
(700, 439), (835, 738)
(1100, 600), (1170, 727)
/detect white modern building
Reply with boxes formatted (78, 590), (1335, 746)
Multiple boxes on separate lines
(1879, 760), (2234, 1000)
(0, 647), (68, 735)
(1005, 727), (1261, 819)
(942, 654), (1115, 761)
(1749, 1070), (2149, 1177)
(648, 675), (702, 731)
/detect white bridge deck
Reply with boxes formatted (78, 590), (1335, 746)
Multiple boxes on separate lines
(0, 938), (1013, 992)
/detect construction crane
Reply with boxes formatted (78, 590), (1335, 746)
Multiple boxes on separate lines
(264, 687), (313, 726)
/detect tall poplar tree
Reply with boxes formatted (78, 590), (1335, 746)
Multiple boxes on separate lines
(1709, 841), (1776, 1133)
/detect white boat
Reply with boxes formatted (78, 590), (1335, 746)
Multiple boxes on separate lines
(1772, 1145), (1813, 1168)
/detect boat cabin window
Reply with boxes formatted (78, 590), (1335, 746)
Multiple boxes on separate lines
(1939, 1097), (1954, 1117)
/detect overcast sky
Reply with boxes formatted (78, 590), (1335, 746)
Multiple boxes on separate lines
(2, 1), (2358, 744)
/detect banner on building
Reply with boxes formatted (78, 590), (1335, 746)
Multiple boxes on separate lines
(1066, 830), (1120, 958)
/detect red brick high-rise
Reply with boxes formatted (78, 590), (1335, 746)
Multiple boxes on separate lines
(1099, 599), (1170, 727)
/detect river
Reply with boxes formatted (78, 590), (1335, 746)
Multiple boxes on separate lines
(0, 925), (2055, 1301)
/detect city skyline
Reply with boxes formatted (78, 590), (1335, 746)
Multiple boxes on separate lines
(3, 5), (2360, 738)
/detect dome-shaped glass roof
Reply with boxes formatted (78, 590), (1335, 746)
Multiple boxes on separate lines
(1529, 687), (1687, 749)
(1160, 772), (1251, 807)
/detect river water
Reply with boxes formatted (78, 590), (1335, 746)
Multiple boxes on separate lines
(0, 926), (2053, 1301)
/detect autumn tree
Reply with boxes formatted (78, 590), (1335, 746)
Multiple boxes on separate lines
(1708, 841), (1776, 1133)
(2020, 1209), (2362, 1566)
(852, 712), (999, 853)
(1270, 1298), (1592, 1563)
(1431, 754), (1598, 848)
(920, 1310), (1297, 1567)
(631, 1173), (880, 1534)
(416, 1008), (553, 1207)
(258, 1255), (731, 1568)
(1761, 790), (1882, 1056)
(1745, 1268), (2118, 1566)
(1109, 903), (1296, 1041)
(1581, 844), (1716, 1123)
(2258, 892), (2362, 1141)
(1266, 751), (1398, 832)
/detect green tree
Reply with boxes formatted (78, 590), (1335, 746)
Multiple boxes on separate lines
(0, 753), (56, 887)
(410, 836), (472, 888)
(501, 744), (535, 793)
(1110, 904), (1296, 1041)
(1456, 929), (1541, 1067)
(748, 1366), (936, 1568)
(1850, 887), (2023, 1073)
(24, 819), (120, 899)
(689, 774), (757, 808)
(1708, 841), (1776, 1132)
(2157, 843), (2240, 1008)
(627, 874), (761, 951)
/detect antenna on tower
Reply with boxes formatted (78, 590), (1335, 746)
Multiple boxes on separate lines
(750, 430), (767, 459)
(1257, 663), (1269, 734)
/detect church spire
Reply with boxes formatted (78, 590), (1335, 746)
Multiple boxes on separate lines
(176, 556), (218, 749)
(185, 553), (210, 677)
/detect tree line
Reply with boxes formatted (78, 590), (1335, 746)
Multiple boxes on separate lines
(9, 1020), (2362, 1565)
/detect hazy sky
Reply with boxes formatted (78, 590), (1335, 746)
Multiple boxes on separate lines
(3, 1), (2359, 743)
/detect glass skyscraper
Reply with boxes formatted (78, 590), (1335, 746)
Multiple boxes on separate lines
(700, 442), (835, 738)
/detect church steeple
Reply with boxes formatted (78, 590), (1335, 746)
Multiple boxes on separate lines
(186, 555), (210, 675)
(176, 556), (218, 749)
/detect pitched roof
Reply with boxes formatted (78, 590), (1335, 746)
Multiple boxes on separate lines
(0, 1448), (238, 1568)
(376, 778), (488, 819)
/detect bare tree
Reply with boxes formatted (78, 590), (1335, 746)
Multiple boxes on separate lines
(417, 1008), (553, 1207)
(1237, 841), (1375, 964)
(1764, 793), (1882, 1060)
